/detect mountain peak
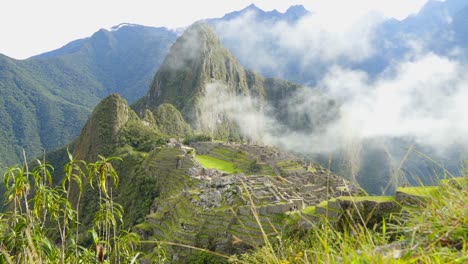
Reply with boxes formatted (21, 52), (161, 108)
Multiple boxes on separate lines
(286, 5), (308, 14)
(243, 3), (261, 12)
(208, 4), (310, 25)
(74, 94), (130, 160)
(110, 23), (139, 31)
(140, 22), (258, 131)
(284, 5), (310, 21)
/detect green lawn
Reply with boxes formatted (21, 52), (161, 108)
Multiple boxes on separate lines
(315, 198), (337, 208)
(195, 155), (241, 173)
(396, 186), (439, 197)
(302, 206), (316, 216)
(338, 196), (395, 202)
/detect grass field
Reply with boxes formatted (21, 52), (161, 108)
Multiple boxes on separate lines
(302, 206), (316, 215)
(195, 155), (241, 173)
(338, 196), (395, 202)
(396, 186), (439, 197)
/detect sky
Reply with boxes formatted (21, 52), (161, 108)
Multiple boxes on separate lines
(0, 0), (431, 59)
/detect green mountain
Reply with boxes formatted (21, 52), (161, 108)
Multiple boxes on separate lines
(33, 24), (177, 103)
(54, 95), (356, 262)
(0, 25), (176, 168)
(36, 22), (357, 262)
(134, 22), (328, 142)
(135, 22), (264, 127)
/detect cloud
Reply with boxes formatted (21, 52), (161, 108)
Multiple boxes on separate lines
(214, 10), (384, 84)
(199, 82), (276, 141)
(196, 45), (467, 192)
(199, 53), (468, 157)
(323, 53), (468, 151)
(305, 0), (428, 21)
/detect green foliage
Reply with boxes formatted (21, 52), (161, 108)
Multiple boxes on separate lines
(234, 177), (468, 263)
(338, 196), (395, 202)
(0, 154), (147, 263)
(111, 149), (160, 226)
(396, 186), (439, 197)
(153, 103), (192, 138)
(188, 251), (227, 264)
(119, 118), (166, 152)
(0, 26), (176, 168)
(195, 155), (239, 174)
(0, 54), (91, 169)
(246, 160), (262, 174)
(301, 206), (316, 216)
(397, 178), (468, 253)
(183, 134), (213, 145)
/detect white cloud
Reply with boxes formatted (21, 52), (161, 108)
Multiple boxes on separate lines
(0, 0), (429, 59)
(329, 53), (468, 150)
(214, 9), (384, 84)
(199, 53), (468, 156)
(306, 0), (429, 21)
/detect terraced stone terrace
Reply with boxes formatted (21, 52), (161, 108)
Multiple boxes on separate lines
(132, 141), (467, 262)
(133, 142), (360, 260)
(301, 178), (467, 226)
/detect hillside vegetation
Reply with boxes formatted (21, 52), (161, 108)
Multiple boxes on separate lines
(0, 25), (176, 168)
(234, 177), (468, 264)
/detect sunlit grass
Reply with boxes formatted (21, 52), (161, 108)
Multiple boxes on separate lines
(396, 186), (439, 197)
(232, 176), (468, 264)
(338, 196), (395, 202)
(195, 155), (241, 173)
(301, 206), (316, 216)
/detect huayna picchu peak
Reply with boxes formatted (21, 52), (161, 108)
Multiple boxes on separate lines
(135, 22), (321, 142)
(137, 22), (262, 122)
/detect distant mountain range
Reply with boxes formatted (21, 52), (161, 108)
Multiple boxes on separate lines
(1, 0), (467, 170)
(206, 4), (310, 24)
(0, 25), (176, 167)
(207, 0), (468, 85)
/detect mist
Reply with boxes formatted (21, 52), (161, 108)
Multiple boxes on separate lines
(201, 52), (468, 149)
(213, 9), (384, 84)
(198, 52), (468, 193)
(198, 5), (468, 193)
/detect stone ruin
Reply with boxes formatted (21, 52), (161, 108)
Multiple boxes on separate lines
(138, 142), (361, 262)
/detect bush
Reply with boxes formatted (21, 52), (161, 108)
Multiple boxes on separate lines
(246, 160), (262, 174)
(183, 134), (212, 145)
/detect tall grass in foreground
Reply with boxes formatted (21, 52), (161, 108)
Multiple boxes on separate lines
(230, 177), (467, 264)
(0, 149), (466, 263)
(0, 151), (144, 264)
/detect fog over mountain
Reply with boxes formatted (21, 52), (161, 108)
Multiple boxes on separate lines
(1, 1), (467, 194)
(199, 0), (468, 193)
(1, 3), (467, 262)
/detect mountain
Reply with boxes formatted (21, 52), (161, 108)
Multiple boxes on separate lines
(134, 22), (332, 142)
(206, 4), (310, 24)
(0, 5), (466, 262)
(50, 93), (357, 261)
(206, 1), (468, 84)
(372, 0), (468, 62)
(203, 3), (468, 191)
(206, 5), (313, 83)
(32, 24), (177, 102)
(44, 33), (356, 261)
(0, 24), (176, 168)
(135, 22), (264, 138)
